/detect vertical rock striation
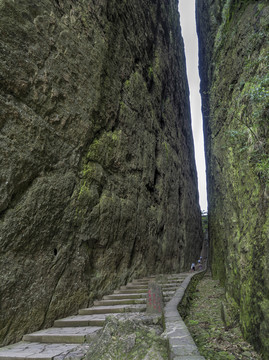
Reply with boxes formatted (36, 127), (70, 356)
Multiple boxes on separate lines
(197, 0), (269, 356)
(0, 0), (202, 346)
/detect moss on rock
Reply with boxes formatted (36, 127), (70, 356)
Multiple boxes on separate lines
(0, 0), (202, 346)
(197, 0), (269, 356)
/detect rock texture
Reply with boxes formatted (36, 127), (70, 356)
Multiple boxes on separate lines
(85, 316), (167, 360)
(196, 0), (269, 356)
(0, 0), (202, 346)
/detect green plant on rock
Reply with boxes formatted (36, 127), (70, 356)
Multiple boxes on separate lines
(86, 130), (122, 166)
(148, 66), (153, 78)
(162, 141), (170, 161)
(78, 181), (91, 199)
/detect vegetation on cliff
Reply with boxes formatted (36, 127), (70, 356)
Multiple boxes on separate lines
(196, 0), (269, 356)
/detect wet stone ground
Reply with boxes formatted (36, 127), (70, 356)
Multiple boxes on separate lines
(182, 272), (262, 360)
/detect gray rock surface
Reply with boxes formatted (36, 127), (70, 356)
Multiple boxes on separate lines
(196, 0), (269, 357)
(85, 316), (168, 360)
(0, 0), (202, 345)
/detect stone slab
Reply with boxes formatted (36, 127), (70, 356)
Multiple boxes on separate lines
(93, 298), (146, 306)
(132, 279), (151, 284)
(173, 357), (206, 360)
(124, 284), (148, 289)
(53, 344), (91, 360)
(54, 314), (107, 327)
(103, 293), (146, 300)
(79, 304), (146, 314)
(163, 282), (180, 285)
(163, 290), (177, 295)
(0, 342), (78, 359)
(23, 326), (102, 344)
(114, 288), (148, 294)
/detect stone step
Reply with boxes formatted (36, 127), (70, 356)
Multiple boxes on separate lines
(159, 283), (182, 288)
(119, 281), (181, 291)
(162, 280), (183, 284)
(162, 287), (178, 293)
(79, 304), (146, 315)
(158, 277), (184, 281)
(54, 314), (109, 327)
(121, 284), (148, 289)
(93, 298), (147, 306)
(0, 342), (78, 360)
(103, 293), (146, 300)
(157, 275), (185, 280)
(163, 292), (175, 299)
(115, 284), (179, 296)
(133, 278), (184, 284)
(159, 278), (182, 282)
(114, 288), (148, 294)
(163, 281), (181, 286)
(132, 278), (152, 283)
(22, 326), (102, 344)
(0, 273), (191, 360)
(162, 285), (179, 289)
(163, 289), (176, 294)
(164, 290), (175, 295)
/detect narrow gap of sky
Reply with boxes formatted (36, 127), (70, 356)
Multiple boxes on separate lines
(178, 0), (207, 212)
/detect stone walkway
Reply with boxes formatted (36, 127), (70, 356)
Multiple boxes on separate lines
(0, 272), (205, 359)
(163, 273), (206, 359)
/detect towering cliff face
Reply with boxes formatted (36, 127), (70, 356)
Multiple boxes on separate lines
(0, 0), (202, 345)
(197, 0), (269, 356)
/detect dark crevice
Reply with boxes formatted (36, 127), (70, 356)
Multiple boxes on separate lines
(154, 168), (161, 186)
(145, 183), (154, 193)
(160, 116), (165, 130)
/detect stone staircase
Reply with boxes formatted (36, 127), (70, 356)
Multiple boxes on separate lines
(0, 274), (189, 359)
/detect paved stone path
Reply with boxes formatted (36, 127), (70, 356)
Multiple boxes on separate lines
(0, 272), (205, 359)
(164, 273), (206, 359)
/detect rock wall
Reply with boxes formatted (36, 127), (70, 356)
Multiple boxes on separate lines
(196, 0), (269, 356)
(0, 0), (203, 345)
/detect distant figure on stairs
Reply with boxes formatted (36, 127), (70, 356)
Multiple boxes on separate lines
(191, 263), (196, 271)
